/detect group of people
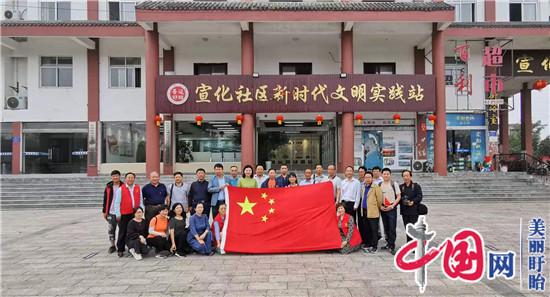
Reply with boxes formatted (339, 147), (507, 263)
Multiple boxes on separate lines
(101, 163), (423, 259)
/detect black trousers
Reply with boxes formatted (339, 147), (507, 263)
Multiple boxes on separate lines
(356, 209), (368, 245)
(366, 217), (380, 249)
(402, 214), (419, 242)
(381, 208), (397, 249)
(116, 214), (133, 252)
(342, 201), (356, 218)
(211, 200), (225, 220)
(127, 238), (149, 255)
(174, 233), (189, 255)
(147, 236), (171, 253)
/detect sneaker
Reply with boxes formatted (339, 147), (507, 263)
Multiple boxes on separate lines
(129, 248), (140, 260)
(175, 252), (186, 258)
(370, 248), (378, 254)
(117, 251), (124, 258)
(362, 247), (370, 253)
(108, 246), (116, 254)
(390, 248), (397, 255)
(155, 253), (166, 258)
(381, 244), (390, 250)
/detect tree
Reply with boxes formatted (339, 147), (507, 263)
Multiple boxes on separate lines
(508, 121), (546, 155)
(536, 136), (550, 158)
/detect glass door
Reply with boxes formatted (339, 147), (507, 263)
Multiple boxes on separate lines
(24, 133), (87, 173)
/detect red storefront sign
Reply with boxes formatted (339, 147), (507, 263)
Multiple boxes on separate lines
(156, 74), (435, 113)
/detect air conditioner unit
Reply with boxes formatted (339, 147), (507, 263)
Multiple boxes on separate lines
(5, 95), (28, 110)
(412, 159), (428, 173)
(4, 9), (27, 20)
(4, 10), (14, 19)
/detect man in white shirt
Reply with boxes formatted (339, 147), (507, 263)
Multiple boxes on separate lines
(327, 164), (342, 202)
(379, 167), (401, 255)
(299, 168), (315, 186)
(372, 166), (383, 185)
(313, 164), (329, 184)
(254, 164), (268, 188)
(339, 166), (361, 218)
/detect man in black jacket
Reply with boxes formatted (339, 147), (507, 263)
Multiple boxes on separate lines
(102, 170), (122, 254)
(399, 169), (423, 242)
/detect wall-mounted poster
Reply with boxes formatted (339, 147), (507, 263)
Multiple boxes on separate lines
(382, 131), (414, 171)
(362, 131), (383, 170)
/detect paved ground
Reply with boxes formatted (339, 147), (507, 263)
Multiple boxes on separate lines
(1, 202), (549, 297)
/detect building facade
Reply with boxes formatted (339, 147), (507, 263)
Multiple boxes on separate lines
(1, 0), (549, 176)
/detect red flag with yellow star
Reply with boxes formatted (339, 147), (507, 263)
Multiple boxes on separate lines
(221, 182), (342, 253)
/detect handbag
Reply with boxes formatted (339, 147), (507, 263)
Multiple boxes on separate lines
(418, 203), (428, 215)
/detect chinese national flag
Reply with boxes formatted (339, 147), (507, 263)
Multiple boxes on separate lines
(221, 182), (341, 254)
(384, 197), (392, 207)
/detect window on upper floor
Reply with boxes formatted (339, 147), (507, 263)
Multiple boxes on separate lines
(364, 63), (396, 75)
(40, 1), (71, 21)
(510, 0), (537, 22)
(444, 57), (466, 86)
(109, 57), (141, 88)
(108, 1), (136, 21)
(279, 63), (312, 75)
(194, 63), (228, 75)
(40, 57), (72, 88)
(449, 0), (475, 22)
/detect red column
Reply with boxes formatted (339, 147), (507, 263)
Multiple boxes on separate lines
(145, 24), (160, 175)
(432, 24), (447, 176)
(87, 0), (98, 21)
(520, 83), (533, 155)
(87, 38), (100, 176)
(340, 24), (354, 171)
(499, 97), (510, 154)
(163, 46), (175, 74)
(11, 122), (22, 174)
(485, 0), (496, 22)
(241, 23), (255, 168)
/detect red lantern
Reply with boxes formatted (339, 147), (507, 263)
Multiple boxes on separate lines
(236, 114), (244, 125)
(393, 113), (401, 124)
(533, 79), (548, 91)
(154, 114), (162, 127)
(195, 114), (203, 126)
(315, 114), (324, 126)
(355, 113), (363, 125)
(276, 114), (284, 126)
(428, 114), (437, 125)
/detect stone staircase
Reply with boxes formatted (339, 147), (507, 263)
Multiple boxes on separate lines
(0, 172), (548, 209)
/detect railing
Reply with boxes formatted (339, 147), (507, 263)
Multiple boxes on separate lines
(493, 153), (550, 184)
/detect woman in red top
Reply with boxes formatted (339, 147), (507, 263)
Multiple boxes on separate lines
(211, 203), (226, 253)
(336, 203), (362, 254)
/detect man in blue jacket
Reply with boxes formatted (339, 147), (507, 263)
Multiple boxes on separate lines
(208, 163), (231, 219)
(275, 164), (290, 187)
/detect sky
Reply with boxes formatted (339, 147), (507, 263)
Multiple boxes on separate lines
(509, 86), (550, 138)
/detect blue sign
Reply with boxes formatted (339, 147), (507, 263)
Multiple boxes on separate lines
(470, 130), (486, 168)
(427, 113), (485, 128)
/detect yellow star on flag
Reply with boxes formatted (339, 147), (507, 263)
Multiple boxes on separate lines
(237, 196), (257, 215)
(261, 193), (268, 199)
(269, 208), (275, 214)
(261, 215), (268, 222)
(268, 198), (275, 205)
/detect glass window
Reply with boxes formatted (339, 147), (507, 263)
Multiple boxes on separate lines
(40, 57), (73, 87)
(40, 2), (55, 21)
(1, 123), (12, 174)
(279, 63), (312, 75)
(121, 2), (136, 21)
(444, 57), (467, 86)
(102, 122), (146, 163)
(56, 1), (71, 21)
(364, 63), (396, 75)
(453, 1), (475, 22)
(523, 3), (537, 21)
(193, 63), (228, 75)
(510, 3), (522, 21)
(109, 57), (141, 88)
(175, 121), (241, 163)
(109, 1), (120, 21)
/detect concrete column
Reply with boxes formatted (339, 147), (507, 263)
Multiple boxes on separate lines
(87, 38), (100, 176)
(11, 122), (22, 174)
(499, 97), (510, 154)
(241, 23), (255, 168)
(414, 47), (427, 160)
(520, 83), (533, 155)
(162, 46), (175, 175)
(145, 23), (160, 175)
(340, 24), (354, 171)
(432, 23), (447, 176)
